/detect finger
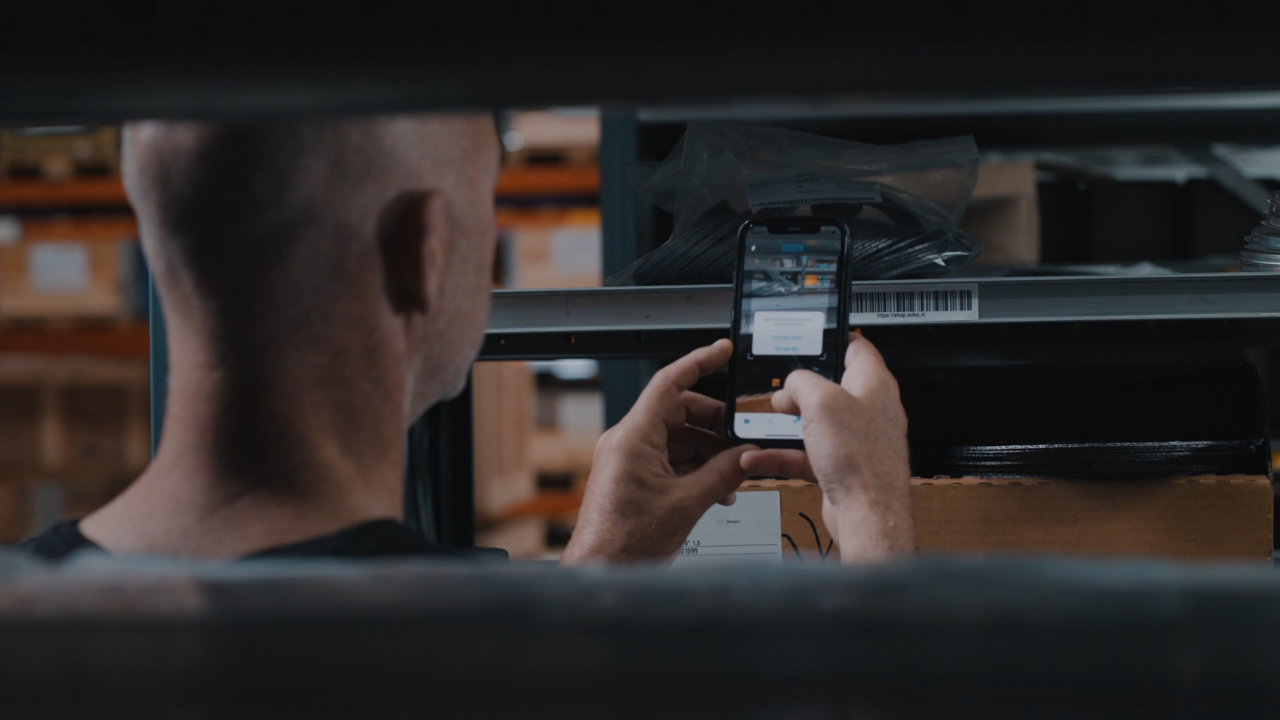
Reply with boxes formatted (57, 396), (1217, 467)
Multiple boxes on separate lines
(668, 425), (732, 467)
(717, 492), (737, 507)
(682, 445), (754, 509)
(647, 339), (733, 399)
(628, 339), (734, 436)
(770, 386), (800, 416)
(740, 448), (816, 481)
(841, 333), (894, 398)
(681, 391), (726, 437)
(778, 369), (839, 416)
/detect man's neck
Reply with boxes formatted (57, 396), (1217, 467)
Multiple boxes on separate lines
(79, 350), (410, 559)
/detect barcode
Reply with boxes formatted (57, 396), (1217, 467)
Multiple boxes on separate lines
(852, 289), (973, 314)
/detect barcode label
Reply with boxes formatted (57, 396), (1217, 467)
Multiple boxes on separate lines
(848, 283), (979, 325)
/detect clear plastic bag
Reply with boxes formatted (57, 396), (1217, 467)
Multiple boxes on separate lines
(608, 123), (983, 286)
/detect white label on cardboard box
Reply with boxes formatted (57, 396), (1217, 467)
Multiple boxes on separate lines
(745, 171), (883, 209)
(28, 241), (90, 294)
(849, 283), (979, 325)
(672, 490), (781, 567)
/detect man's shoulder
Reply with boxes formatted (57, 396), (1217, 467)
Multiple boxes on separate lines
(17, 520), (101, 561)
(15, 518), (507, 563)
(245, 519), (509, 561)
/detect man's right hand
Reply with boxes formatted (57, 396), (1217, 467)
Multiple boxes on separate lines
(561, 340), (753, 565)
(740, 333), (915, 562)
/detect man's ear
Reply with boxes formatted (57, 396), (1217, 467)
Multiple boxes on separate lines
(376, 190), (432, 315)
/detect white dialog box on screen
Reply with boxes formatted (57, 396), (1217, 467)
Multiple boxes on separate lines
(751, 311), (824, 356)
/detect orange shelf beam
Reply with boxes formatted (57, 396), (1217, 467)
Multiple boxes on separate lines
(21, 215), (138, 241)
(490, 490), (584, 525)
(0, 167), (597, 208)
(0, 323), (149, 358)
(496, 206), (600, 230)
(496, 165), (599, 198)
(0, 177), (131, 209)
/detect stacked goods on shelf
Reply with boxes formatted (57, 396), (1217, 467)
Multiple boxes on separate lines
(960, 162), (1041, 265)
(724, 361), (1272, 562)
(0, 127), (120, 181)
(506, 207), (602, 521)
(471, 120), (603, 558)
(499, 207), (601, 289)
(472, 361), (540, 557)
(0, 357), (149, 542)
(501, 110), (598, 167)
(530, 360), (601, 492)
(741, 472), (1271, 562)
(0, 214), (143, 321)
(900, 361), (1269, 478)
(0, 127), (152, 542)
(1239, 191), (1280, 271)
(898, 360), (1271, 558)
(611, 126), (982, 286)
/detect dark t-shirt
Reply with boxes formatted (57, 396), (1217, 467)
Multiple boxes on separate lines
(18, 519), (507, 562)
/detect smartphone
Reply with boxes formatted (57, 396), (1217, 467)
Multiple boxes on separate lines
(725, 218), (850, 448)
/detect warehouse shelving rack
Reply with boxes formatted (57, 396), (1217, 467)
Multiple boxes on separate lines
(483, 274), (1280, 360)
(139, 104), (1280, 546)
(9, 5), (1273, 547)
(6, 6), (1280, 714)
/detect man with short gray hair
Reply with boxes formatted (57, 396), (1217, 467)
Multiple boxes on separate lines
(21, 115), (915, 563)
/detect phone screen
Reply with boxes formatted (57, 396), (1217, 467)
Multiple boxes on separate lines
(730, 223), (846, 442)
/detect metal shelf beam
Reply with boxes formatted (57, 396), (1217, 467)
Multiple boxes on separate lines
(481, 273), (1280, 359)
(637, 91), (1280, 124)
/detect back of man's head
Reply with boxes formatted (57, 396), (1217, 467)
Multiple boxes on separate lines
(124, 114), (500, 416)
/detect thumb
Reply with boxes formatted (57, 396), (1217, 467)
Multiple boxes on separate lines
(841, 333), (894, 398)
(684, 445), (754, 509)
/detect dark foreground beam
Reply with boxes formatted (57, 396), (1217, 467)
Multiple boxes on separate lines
(0, 553), (1277, 718)
(2, 3), (1278, 122)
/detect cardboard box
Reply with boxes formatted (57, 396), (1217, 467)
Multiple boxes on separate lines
(0, 216), (141, 321)
(739, 480), (834, 562)
(471, 361), (536, 521)
(740, 475), (1273, 561)
(960, 162), (1041, 265)
(912, 475), (1273, 560)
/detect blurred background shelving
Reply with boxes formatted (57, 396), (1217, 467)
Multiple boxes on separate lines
(472, 109), (603, 559)
(7, 101), (1280, 560)
(0, 114), (609, 552)
(0, 125), (148, 542)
